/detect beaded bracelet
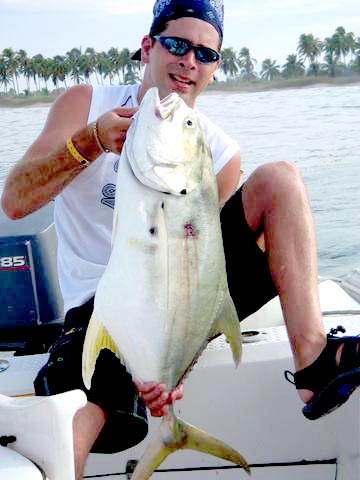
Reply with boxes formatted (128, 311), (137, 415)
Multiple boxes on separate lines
(92, 121), (111, 153)
(66, 136), (90, 167)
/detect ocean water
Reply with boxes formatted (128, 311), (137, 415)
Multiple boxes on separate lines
(0, 84), (359, 278)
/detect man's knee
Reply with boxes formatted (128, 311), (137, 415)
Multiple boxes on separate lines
(248, 162), (307, 206)
(253, 161), (303, 190)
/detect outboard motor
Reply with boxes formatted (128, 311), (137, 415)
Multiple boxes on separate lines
(0, 203), (63, 354)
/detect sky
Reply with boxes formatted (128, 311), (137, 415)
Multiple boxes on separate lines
(0, 0), (359, 67)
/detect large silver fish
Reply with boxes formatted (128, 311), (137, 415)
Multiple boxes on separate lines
(82, 87), (249, 478)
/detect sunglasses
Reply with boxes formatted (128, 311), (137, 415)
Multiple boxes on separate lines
(153, 35), (220, 65)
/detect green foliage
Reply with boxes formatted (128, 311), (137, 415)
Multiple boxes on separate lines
(0, 25), (359, 95)
(225, 26), (359, 83)
(0, 45), (142, 94)
(261, 58), (281, 80)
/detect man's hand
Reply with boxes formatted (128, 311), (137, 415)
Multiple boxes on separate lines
(96, 107), (138, 154)
(134, 381), (184, 417)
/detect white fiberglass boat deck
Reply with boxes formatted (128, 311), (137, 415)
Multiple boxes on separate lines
(0, 273), (359, 479)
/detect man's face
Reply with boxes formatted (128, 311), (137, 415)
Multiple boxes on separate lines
(142, 17), (221, 108)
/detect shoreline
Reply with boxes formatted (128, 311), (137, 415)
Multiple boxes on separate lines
(1, 76), (359, 108)
(0, 92), (60, 108)
(206, 75), (360, 94)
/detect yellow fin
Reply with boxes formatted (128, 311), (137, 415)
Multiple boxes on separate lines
(131, 411), (250, 479)
(82, 311), (119, 389)
(210, 291), (242, 366)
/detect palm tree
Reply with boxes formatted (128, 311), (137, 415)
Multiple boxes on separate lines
(107, 47), (122, 83)
(84, 48), (100, 84)
(354, 37), (360, 73)
(40, 58), (53, 92)
(355, 37), (360, 56)
(322, 27), (356, 75)
(282, 54), (305, 79)
(0, 55), (11, 94)
(21, 56), (34, 93)
(219, 47), (239, 79)
(2, 48), (18, 94)
(124, 64), (141, 84)
(31, 54), (46, 91)
(50, 55), (69, 89)
(118, 48), (134, 84)
(237, 47), (257, 81)
(331, 27), (355, 65)
(323, 36), (336, 58)
(66, 48), (83, 85)
(345, 31), (356, 63)
(103, 60), (115, 85)
(321, 53), (338, 77)
(297, 33), (322, 75)
(95, 52), (109, 85)
(260, 58), (281, 80)
(323, 35), (339, 75)
(79, 53), (95, 84)
(15, 49), (28, 93)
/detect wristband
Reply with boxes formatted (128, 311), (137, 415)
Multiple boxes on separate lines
(66, 136), (90, 167)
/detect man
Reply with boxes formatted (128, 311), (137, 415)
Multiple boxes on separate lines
(2, 0), (360, 478)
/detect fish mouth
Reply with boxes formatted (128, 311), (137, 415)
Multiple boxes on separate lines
(155, 90), (184, 119)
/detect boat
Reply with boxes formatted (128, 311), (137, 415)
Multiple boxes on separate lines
(0, 204), (359, 479)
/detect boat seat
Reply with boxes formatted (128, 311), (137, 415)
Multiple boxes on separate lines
(0, 389), (87, 480)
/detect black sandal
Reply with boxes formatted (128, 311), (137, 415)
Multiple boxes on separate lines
(285, 328), (360, 420)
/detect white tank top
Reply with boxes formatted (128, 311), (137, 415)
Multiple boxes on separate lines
(55, 84), (240, 313)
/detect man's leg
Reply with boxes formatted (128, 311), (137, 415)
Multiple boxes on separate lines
(241, 161), (326, 403)
(73, 402), (106, 480)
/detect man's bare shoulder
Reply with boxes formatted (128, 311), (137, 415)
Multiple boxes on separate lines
(54, 84), (92, 107)
(31, 85), (93, 154)
(46, 85), (93, 129)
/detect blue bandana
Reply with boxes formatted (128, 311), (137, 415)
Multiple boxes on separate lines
(132, 0), (224, 60)
(150, 0), (224, 44)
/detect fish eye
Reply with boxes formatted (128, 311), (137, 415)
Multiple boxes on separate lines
(185, 118), (195, 128)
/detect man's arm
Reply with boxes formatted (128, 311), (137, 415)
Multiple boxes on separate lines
(216, 151), (242, 208)
(1, 85), (93, 218)
(1, 85), (136, 219)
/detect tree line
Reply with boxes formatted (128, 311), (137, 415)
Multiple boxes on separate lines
(222, 26), (359, 81)
(0, 26), (359, 95)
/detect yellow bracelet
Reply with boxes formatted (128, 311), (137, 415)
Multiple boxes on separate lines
(66, 136), (90, 167)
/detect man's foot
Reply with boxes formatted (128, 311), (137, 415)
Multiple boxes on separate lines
(285, 330), (360, 420)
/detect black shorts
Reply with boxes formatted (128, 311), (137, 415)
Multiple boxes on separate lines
(34, 296), (148, 454)
(34, 186), (277, 454)
(221, 186), (278, 320)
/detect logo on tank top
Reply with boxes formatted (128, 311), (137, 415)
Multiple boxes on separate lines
(101, 94), (133, 209)
(101, 160), (119, 209)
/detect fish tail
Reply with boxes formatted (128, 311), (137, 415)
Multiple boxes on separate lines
(82, 311), (119, 389)
(131, 413), (250, 479)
